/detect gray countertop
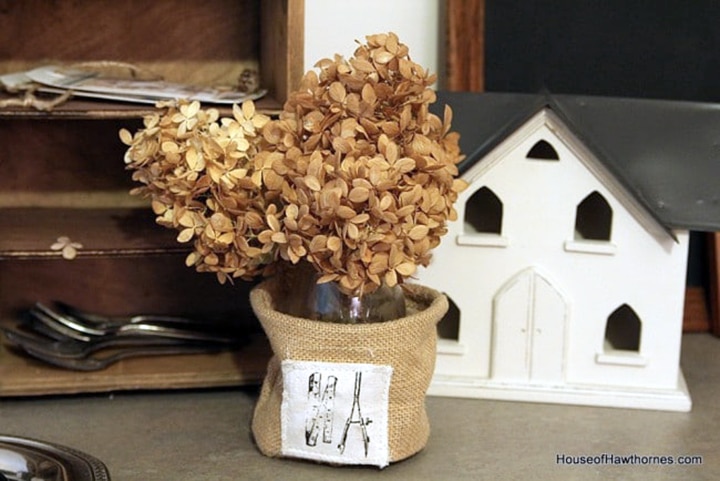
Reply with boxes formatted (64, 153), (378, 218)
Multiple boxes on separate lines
(1, 333), (718, 481)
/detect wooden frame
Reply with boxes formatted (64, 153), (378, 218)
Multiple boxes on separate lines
(444, 0), (485, 92)
(709, 233), (720, 335)
(687, 233), (720, 335)
(683, 284), (711, 332)
(261, 0), (305, 107)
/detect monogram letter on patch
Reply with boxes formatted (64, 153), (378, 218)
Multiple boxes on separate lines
(280, 360), (393, 467)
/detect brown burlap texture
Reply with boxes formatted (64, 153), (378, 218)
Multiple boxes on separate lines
(249, 279), (448, 464)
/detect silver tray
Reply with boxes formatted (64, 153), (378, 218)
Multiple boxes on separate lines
(0, 435), (110, 481)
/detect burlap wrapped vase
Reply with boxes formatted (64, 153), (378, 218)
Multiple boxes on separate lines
(249, 278), (448, 468)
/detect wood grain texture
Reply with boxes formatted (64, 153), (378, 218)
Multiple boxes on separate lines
(261, 0), (305, 104)
(0, 119), (139, 193)
(0, 335), (271, 396)
(683, 286), (711, 333)
(0, 95), (285, 118)
(709, 233), (720, 336)
(0, 0), (260, 86)
(0, 254), (258, 319)
(0, 208), (178, 257)
(0, 0), (303, 112)
(445, 0), (484, 92)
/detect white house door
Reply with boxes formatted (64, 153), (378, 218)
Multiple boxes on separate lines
(491, 268), (567, 384)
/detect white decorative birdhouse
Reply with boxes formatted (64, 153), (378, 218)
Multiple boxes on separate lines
(417, 93), (720, 411)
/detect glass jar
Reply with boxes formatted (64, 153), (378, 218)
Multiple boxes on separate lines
(274, 264), (406, 324)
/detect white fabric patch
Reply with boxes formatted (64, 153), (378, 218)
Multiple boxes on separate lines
(280, 360), (393, 467)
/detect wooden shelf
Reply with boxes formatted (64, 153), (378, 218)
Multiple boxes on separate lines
(0, 0), (303, 104)
(0, 0), (304, 120)
(0, 207), (184, 259)
(0, 95), (285, 120)
(0, 333), (271, 397)
(0, 0), (303, 397)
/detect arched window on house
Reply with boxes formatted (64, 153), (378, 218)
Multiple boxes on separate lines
(437, 295), (460, 341)
(526, 139), (559, 160)
(575, 191), (612, 241)
(464, 186), (503, 235)
(604, 304), (642, 352)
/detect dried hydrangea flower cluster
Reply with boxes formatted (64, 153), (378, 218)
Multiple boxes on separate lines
(121, 100), (275, 281)
(121, 32), (466, 296)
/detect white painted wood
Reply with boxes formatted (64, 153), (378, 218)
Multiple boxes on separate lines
(492, 270), (532, 381)
(427, 372), (692, 412)
(491, 268), (567, 384)
(529, 272), (567, 384)
(416, 107), (692, 411)
(303, 0), (439, 76)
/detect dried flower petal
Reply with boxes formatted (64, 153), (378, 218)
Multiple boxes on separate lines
(50, 236), (83, 260)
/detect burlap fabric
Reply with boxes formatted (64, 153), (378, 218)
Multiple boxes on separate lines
(249, 278), (448, 465)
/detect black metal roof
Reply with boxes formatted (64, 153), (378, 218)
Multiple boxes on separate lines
(433, 91), (720, 232)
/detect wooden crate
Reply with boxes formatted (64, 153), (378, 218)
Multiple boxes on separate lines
(0, 0), (304, 115)
(0, 0), (303, 396)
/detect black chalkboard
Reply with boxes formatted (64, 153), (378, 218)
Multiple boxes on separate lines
(484, 1), (718, 286)
(485, 1), (720, 102)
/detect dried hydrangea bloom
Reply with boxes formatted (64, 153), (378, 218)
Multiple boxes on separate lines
(263, 31), (467, 295)
(120, 99), (276, 284)
(120, 32), (466, 298)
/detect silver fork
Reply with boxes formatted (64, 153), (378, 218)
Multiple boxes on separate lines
(53, 301), (210, 329)
(30, 303), (241, 344)
(2, 325), (195, 359)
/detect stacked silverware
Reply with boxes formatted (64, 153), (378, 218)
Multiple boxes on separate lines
(0, 302), (249, 371)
